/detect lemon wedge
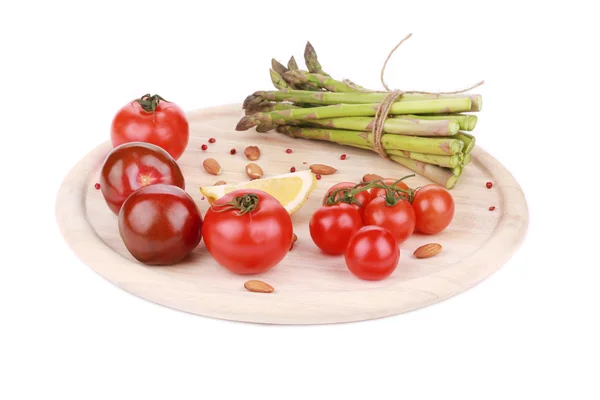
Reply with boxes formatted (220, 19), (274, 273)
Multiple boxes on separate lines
(199, 170), (318, 214)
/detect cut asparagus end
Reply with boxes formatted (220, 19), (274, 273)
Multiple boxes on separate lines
(455, 132), (476, 154)
(463, 153), (473, 165)
(448, 120), (460, 136)
(470, 95), (483, 111)
(467, 115), (478, 130)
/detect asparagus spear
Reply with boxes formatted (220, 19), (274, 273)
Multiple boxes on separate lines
(389, 155), (460, 189)
(245, 102), (301, 115)
(287, 56), (299, 70)
(386, 150), (463, 168)
(269, 69), (289, 90)
(304, 41), (329, 76)
(395, 114), (478, 131)
(271, 59), (289, 77)
(276, 126), (464, 155)
(283, 70), (360, 92)
(455, 132), (476, 154)
(247, 89), (482, 111)
(343, 79), (368, 92)
(333, 142), (462, 168)
(303, 116), (460, 137)
(237, 98), (472, 130)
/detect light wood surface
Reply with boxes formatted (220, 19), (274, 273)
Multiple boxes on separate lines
(55, 104), (529, 325)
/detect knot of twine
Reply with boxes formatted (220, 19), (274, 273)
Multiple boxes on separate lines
(371, 33), (485, 158)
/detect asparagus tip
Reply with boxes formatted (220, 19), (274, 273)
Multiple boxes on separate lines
(242, 95), (255, 109)
(235, 116), (258, 131)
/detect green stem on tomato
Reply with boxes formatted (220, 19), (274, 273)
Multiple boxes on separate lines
(135, 94), (168, 121)
(210, 193), (259, 215)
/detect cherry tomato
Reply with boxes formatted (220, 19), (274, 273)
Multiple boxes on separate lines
(118, 184), (203, 265)
(344, 226), (400, 281)
(412, 184), (455, 234)
(370, 178), (410, 200)
(309, 203), (363, 255)
(322, 182), (372, 218)
(110, 94), (189, 160)
(362, 197), (416, 244)
(100, 142), (185, 215)
(203, 189), (293, 275)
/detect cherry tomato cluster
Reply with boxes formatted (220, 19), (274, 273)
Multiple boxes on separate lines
(309, 176), (455, 281)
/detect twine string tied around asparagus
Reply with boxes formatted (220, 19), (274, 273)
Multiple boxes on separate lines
(371, 33), (485, 158)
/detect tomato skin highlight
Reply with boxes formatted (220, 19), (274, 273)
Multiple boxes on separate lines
(362, 197), (416, 244)
(369, 178), (410, 200)
(100, 142), (185, 215)
(344, 226), (400, 281)
(309, 203), (363, 255)
(322, 182), (372, 219)
(118, 184), (203, 265)
(412, 184), (455, 234)
(111, 97), (189, 160)
(203, 189), (293, 275)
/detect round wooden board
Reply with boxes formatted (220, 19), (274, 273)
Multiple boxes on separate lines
(56, 104), (528, 325)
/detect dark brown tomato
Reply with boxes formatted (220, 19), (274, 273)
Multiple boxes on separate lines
(118, 184), (203, 265)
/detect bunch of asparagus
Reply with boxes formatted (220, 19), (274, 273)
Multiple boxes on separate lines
(236, 42), (481, 189)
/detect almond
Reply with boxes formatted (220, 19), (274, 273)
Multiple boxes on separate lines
(362, 173), (384, 183)
(245, 163), (263, 180)
(309, 164), (337, 175)
(244, 145), (260, 161)
(244, 280), (274, 293)
(214, 180), (227, 186)
(203, 158), (221, 175)
(292, 233), (298, 243)
(413, 243), (443, 259)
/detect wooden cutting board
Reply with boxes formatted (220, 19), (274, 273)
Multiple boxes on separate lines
(55, 104), (529, 325)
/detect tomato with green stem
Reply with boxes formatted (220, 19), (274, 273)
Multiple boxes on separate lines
(322, 182), (372, 218)
(370, 178), (410, 200)
(111, 94), (189, 160)
(363, 196), (416, 244)
(309, 203), (363, 255)
(412, 184), (455, 234)
(203, 189), (293, 274)
(344, 226), (400, 281)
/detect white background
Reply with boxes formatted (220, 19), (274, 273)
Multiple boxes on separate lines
(2, 1), (599, 399)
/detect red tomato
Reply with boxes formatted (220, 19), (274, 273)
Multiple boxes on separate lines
(344, 226), (400, 281)
(412, 184), (455, 234)
(362, 197), (416, 244)
(203, 189), (293, 275)
(322, 182), (372, 218)
(309, 203), (363, 255)
(370, 178), (410, 200)
(111, 94), (189, 160)
(118, 184), (203, 265)
(100, 142), (185, 215)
